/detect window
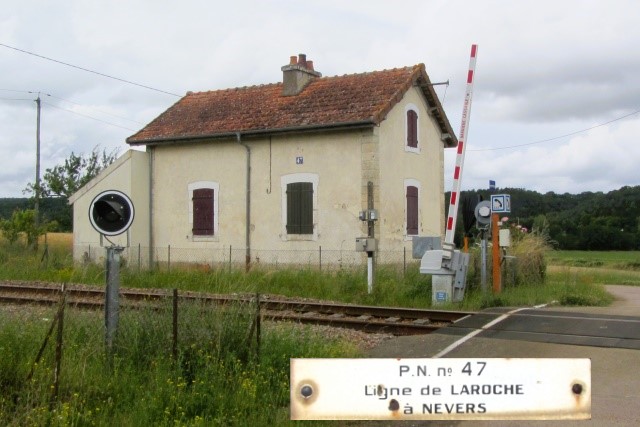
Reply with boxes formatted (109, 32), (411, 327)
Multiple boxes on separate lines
(407, 110), (418, 148)
(281, 173), (318, 240)
(192, 188), (214, 236)
(406, 186), (418, 235)
(405, 179), (420, 236)
(188, 181), (219, 239)
(286, 182), (313, 234)
(405, 104), (420, 153)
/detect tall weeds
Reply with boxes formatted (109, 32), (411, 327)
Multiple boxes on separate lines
(0, 300), (358, 426)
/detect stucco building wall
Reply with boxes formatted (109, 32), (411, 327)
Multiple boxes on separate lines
(377, 86), (446, 251)
(69, 149), (150, 263)
(150, 129), (368, 254)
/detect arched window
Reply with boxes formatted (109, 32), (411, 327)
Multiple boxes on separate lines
(407, 110), (418, 148)
(405, 104), (420, 153)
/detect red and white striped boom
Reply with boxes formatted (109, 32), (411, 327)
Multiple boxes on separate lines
(444, 44), (478, 247)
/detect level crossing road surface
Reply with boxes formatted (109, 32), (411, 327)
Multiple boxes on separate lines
(363, 285), (640, 427)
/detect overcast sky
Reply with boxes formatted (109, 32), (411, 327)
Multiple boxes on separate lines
(1, 0), (639, 198)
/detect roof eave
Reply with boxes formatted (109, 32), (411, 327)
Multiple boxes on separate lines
(126, 119), (377, 146)
(413, 68), (458, 148)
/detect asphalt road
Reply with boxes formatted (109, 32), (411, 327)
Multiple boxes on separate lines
(355, 285), (640, 427)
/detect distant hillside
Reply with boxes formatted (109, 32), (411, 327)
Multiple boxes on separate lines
(0, 198), (71, 231)
(449, 186), (640, 250)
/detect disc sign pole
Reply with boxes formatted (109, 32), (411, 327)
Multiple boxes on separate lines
(105, 245), (124, 352)
(474, 201), (492, 293)
(89, 190), (135, 355)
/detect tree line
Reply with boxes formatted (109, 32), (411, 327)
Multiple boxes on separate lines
(450, 186), (640, 250)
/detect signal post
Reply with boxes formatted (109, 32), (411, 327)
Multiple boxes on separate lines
(88, 190), (135, 354)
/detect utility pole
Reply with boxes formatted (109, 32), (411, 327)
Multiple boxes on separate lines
(34, 93), (41, 250)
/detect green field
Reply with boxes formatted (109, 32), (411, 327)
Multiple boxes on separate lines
(546, 250), (640, 270)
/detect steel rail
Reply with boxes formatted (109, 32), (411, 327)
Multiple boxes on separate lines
(0, 281), (473, 335)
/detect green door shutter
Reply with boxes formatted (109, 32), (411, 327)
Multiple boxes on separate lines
(286, 182), (313, 234)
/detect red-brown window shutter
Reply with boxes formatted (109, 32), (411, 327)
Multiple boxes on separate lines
(406, 186), (418, 235)
(192, 188), (214, 236)
(407, 110), (418, 148)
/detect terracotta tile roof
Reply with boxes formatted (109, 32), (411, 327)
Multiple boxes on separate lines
(127, 64), (457, 147)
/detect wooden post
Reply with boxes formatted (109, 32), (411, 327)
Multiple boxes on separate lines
(172, 288), (178, 362)
(255, 292), (261, 361)
(403, 246), (406, 277)
(492, 214), (501, 293)
(51, 284), (66, 407)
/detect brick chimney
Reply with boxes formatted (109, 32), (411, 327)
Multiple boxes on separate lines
(281, 53), (322, 96)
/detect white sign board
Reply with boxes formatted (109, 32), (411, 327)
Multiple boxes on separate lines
(291, 358), (590, 421)
(490, 194), (511, 213)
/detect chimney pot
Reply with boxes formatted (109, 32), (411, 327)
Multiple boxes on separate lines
(298, 53), (307, 68)
(281, 53), (321, 96)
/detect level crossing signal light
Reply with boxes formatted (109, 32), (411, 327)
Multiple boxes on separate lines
(89, 190), (135, 236)
(474, 200), (492, 228)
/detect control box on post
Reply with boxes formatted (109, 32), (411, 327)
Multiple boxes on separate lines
(355, 237), (377, 252)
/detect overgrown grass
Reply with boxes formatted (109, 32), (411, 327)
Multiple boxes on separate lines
(1, 232), (635, 311)
(0, 300), (359, 426)
(458, 271), (615, 310)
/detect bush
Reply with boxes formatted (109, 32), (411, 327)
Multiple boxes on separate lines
(467, 229), (551, 289)
(509, 232), (551, 286)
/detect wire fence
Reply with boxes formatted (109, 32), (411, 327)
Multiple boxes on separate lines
(76, 244), (420, 274)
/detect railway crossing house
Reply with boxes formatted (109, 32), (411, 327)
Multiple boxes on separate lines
(69, 54), (458, 267)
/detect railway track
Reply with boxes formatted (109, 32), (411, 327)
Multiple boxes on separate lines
(0, 281), (473, 335)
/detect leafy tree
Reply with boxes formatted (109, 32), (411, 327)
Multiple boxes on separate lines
(22, 147), (118, 233)
(0, 213), (20, 244)
(25, 147), (118, 199)
(0, 208), (57, 246)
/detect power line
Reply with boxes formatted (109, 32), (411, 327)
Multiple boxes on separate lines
(469, 109), (640, 152)
(2, 88), (142, 131)
(48, 94), (145, 125)
(0, 43), (182, 98)
(0, 89), (36, 101)
(0, 88), (33, 93)
(42, 101), (137, 132)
